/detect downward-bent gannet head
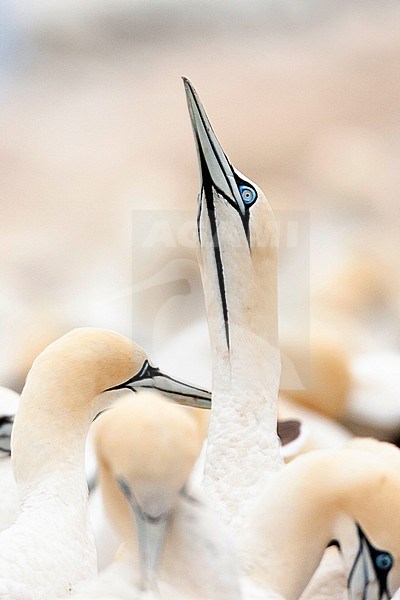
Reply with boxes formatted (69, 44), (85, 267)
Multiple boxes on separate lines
(339, 438), (400, 599)
(183, 78), (279, 388)
(22, 327), (211, 414)
(242, 445), (400, 600)
(12, 328), (210, 484)
(94, 391), (203, 590)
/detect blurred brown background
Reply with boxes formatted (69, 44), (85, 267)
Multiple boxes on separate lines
(1, 0), (399, 400)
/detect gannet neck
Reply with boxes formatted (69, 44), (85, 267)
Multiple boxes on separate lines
(12, 328), (137, 489)
(200, 203), (282, 527)
(203, 386), (281, 530)
(13, 388), (93, 501)
(0, 327), (140, 598)
(202, 217), (280, 390)
(184, 78), (282, 527)
(241, 447), (400, 599)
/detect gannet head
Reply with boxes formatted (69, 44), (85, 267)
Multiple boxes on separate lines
(94, 391), (203, 590)
(342, 439), (400, 598)
(12, 328), (209, 484)
(242, 446), (400, 599)
(328, 443), (400, 599)
(25, 327), (211, 413)
(183, 78), (279, 385)
(106, 356), (211, 410)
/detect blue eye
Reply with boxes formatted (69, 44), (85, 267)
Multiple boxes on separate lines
(239, 185), (257, 205)
(375, 552), (393, 571)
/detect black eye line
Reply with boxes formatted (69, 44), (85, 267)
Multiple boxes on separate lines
(197, 189), (203, 245)
(196, 145), (255, 248)
(196, 140), (257, 352)
(118, 477), (171, 524)
(200, 150), (230, 351)
(327, 539), (341, 551)
(208, 168), (254, 247)
(354, 524), (393, 598)
(136, 360), (151, 379)
(347, 536), (364, 592)
(105, 360), (154, 393)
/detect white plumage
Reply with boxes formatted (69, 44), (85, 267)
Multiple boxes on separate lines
(0, 328), (196, 599)
(184, 77), (283, 532)
(72, 392), (241, 600)
(241, 442), (400, 598)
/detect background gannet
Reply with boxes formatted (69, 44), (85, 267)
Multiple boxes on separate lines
(241, 444), (400, 599)
(281, 332), (352, 420)
(0, 327), (210, 599)
(73, 391), (241, 600)
(281, 331), (400, 443)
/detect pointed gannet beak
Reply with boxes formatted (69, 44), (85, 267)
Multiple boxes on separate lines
(184, 77), (267, 351)
(183, 77), (246, 215)
(118, 479), (170, 591)
(107, 360), (211, 410)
